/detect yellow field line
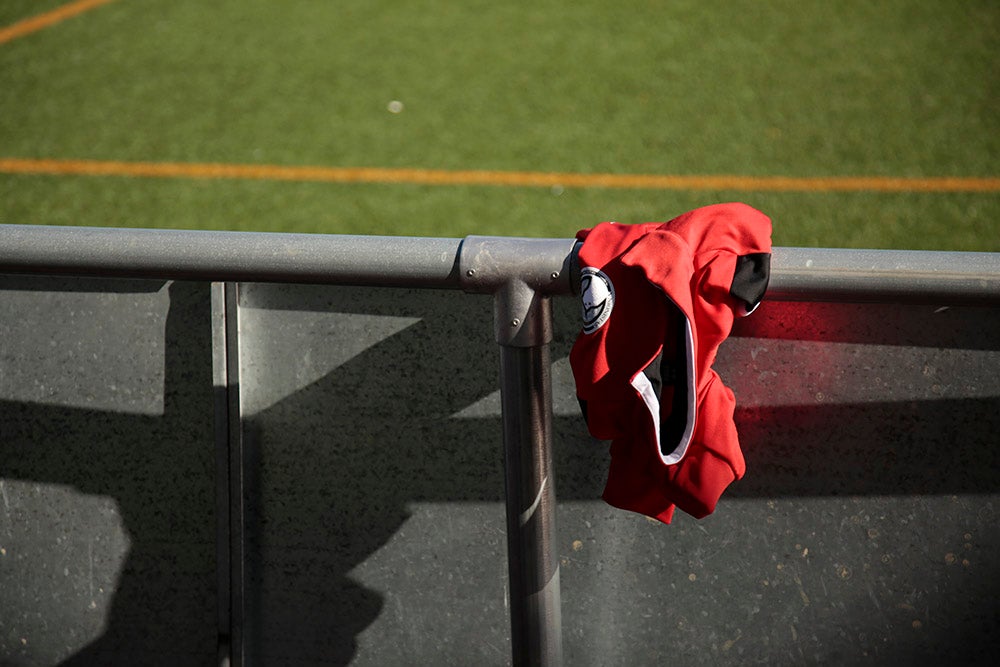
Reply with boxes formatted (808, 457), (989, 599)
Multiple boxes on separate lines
(0, 0), (117, 45)
(1, 157), (999, 193)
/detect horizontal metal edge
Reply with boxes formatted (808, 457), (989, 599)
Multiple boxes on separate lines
(2, 225), (998, 304)
(768, 247), (1000, 305)
(0, 225), (465, 289)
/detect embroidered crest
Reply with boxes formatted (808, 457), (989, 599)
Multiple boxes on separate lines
(580, 267), (615, 334)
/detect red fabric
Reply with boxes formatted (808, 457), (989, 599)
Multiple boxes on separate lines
(570, 203), (772, 523)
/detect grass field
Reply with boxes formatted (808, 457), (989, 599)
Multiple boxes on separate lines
(1, 0), (998, 249)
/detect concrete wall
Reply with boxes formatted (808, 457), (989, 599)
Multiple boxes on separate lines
(2, 275), (997, 665)
(1, 277), (215, 666)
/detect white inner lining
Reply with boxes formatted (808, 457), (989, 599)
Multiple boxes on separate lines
(630, 317), (697, 465)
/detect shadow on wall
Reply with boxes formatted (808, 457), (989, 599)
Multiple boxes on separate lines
(234, 284), (514, 665)
(1, 279), (215, 666)
(1, 280), (997, 665)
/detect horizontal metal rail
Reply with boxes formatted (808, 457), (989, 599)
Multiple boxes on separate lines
(0, 225), (466, 289)
(768, 246), (1000, 304)
(2, 224), (999, 304)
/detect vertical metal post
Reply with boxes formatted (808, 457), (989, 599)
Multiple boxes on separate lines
(212, 282), (246, 667)
(460, 236), (575, 666)
(495, 281), (563, 666)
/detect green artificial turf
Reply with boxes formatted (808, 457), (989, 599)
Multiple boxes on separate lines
(1, 0), (997, 248)
(0, 0), (68, 27)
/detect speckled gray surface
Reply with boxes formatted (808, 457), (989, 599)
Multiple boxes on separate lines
(235, 284), (998, 666)
(1, 277), (216, 666)
(2, 278), (997, 666)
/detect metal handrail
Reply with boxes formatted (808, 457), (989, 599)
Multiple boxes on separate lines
(2, 224), (999, 304)
(768, 246), (1000, 304)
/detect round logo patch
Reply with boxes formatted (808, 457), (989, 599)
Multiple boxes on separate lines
(580, 267), (615, 334)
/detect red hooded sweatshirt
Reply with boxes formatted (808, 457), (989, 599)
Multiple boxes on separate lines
(570, 203), (772, 524)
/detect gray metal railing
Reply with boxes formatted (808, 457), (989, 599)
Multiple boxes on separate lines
(3, 224), (1000, 304)
(2, 223), (999, 667)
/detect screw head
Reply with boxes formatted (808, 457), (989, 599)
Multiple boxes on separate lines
(551, 272), (559, 280)
(466, 268), (476, 277)
(511, 318), (521, 327)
